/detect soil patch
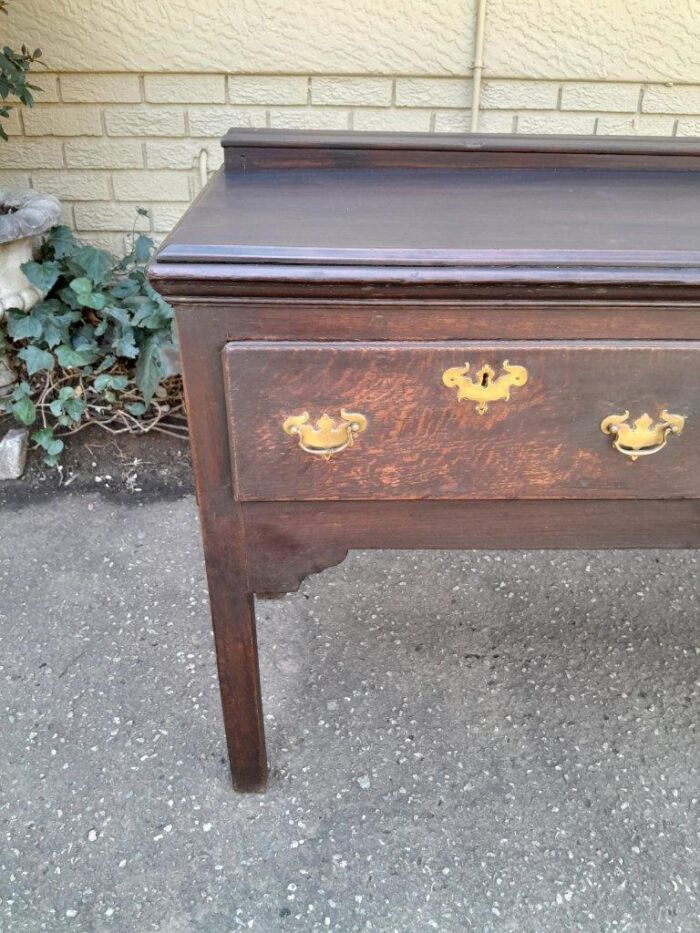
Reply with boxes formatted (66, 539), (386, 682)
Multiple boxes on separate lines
(0, 414), (193, 507)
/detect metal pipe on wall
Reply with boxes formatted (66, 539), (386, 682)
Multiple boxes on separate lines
(198, 148), (209, 191)
(470, 0), (487, 132)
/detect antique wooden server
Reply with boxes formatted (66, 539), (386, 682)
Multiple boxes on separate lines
(149, 129), (700, 792)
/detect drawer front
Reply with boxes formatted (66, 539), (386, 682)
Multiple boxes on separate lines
(223, 341), (699, 502)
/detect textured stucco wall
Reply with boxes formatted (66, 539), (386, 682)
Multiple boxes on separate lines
(487, 0), (700, 82)
(1, 1), (699, 246)
(3, 0), (474, 75)
(5, 0), (698, 80)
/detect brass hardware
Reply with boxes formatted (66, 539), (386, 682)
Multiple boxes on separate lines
(600, 410), (686, 461)
(282, 409), (368, 460)
(442, 360), (529, 414)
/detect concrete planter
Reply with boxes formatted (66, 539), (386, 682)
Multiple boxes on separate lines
(0, 189), (62, 393)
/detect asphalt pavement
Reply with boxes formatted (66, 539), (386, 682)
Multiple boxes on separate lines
(1, 492), (698, 932)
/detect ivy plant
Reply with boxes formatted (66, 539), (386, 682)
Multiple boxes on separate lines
(0, 219), (178, 466)
(0, 0), (43, 140)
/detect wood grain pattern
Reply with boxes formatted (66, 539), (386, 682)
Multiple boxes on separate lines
(151, 130), (700, 301)
(244, 499), (700, 594)
(149, 261), (700, 303)
(156, 166), (700, 266)
(224, 341), (700, 502)
(147, 131), (700, 793)
(177, 313), (267, 792)
(162, 300), (700, 342)
(222, 128), (700, 156)
(222, 129), (700, 173)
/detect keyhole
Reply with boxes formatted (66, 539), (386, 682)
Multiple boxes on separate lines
(481, 371), (490, 387)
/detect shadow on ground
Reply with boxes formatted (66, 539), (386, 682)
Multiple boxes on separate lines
(0, 494), (698, 931)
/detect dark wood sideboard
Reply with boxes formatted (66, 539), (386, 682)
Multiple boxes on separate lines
(149, 129), (700, 792)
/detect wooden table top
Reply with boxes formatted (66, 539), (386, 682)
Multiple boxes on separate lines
(152, 130), (700, 297)
(159, 164), (700, 264)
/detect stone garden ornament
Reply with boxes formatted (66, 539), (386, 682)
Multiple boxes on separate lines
(0, 189), (61, 392)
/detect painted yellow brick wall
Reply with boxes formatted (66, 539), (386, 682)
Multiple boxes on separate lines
(1, 0), (699, 248)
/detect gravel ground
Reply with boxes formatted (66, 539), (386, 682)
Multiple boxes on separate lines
(0, 493), (698, 932)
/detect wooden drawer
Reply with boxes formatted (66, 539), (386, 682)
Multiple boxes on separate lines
(223, 341), (698, 502)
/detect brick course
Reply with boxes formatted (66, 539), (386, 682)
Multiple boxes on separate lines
(145, 75), (226, 104)
(24, 105), (103, 137)
(73, 202), (152, 232)
(65, 138), (144, 169)
(395, 78), (470, 108)
(105, 107), (186, 137)
(311, 77), (392, 106)
(229, 76), (308, 105)
(61, 74), (142, 103)
(269, 107), (349, 129)
(188, 106), (267, 136)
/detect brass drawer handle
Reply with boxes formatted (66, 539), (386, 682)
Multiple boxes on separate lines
(283, 409), (368, 460)
(442, 360), (528, 414)
(600, 410), (685, 460)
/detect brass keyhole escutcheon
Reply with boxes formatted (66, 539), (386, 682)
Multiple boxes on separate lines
(442, 360), (529, 414)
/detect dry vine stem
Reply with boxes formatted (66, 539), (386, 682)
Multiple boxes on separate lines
(36, 371), (188, 441)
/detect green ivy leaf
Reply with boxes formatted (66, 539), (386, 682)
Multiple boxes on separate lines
(69, 275), (107, 311)
(57, 285), (82, 310)
(6, 308), (42, 340)
(73, 245), (112, 286)
(112, 330), (138, 359)
(135, 334), (162, 406)
(20, 260), (60, 293)
(133, 234), (152, 263)
(85, 292), (106, 311)
(95, 354), (115, 373)
(68, 276), (93, 300)
(54, 344), (89, 368)
(10, 394), (35, 425)
(63, 395), (85, 422)
(94, 373), (128, 393)
(11, 381), (33, 399)
(68, 276), (106, 310)
(129, 297), (160, 327)
(48, 225), (78, 260)
(18, 345), (54, 375)
(125, 401), (146, 417)
(73, 326), (98, 354)
(32, 428), (65, 465)
(110, 277), (140, 300)
(102, 305), (130, 327)
(32, 427), (64, 457)
(32, 301), (79, 348)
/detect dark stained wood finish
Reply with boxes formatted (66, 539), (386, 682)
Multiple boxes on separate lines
(155, 299), (700, 341)
(148, 130), (700, 792)
(159, 167), (700, 262)
(148, 268), (700, 303)
(177, 313), (267, 792)
(244, 500), (700, 595)
(224, 341), (699, 502)
(151, 132), (700, 301)
(222, 129), (700, 172)
(155, 166), (700, 287)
